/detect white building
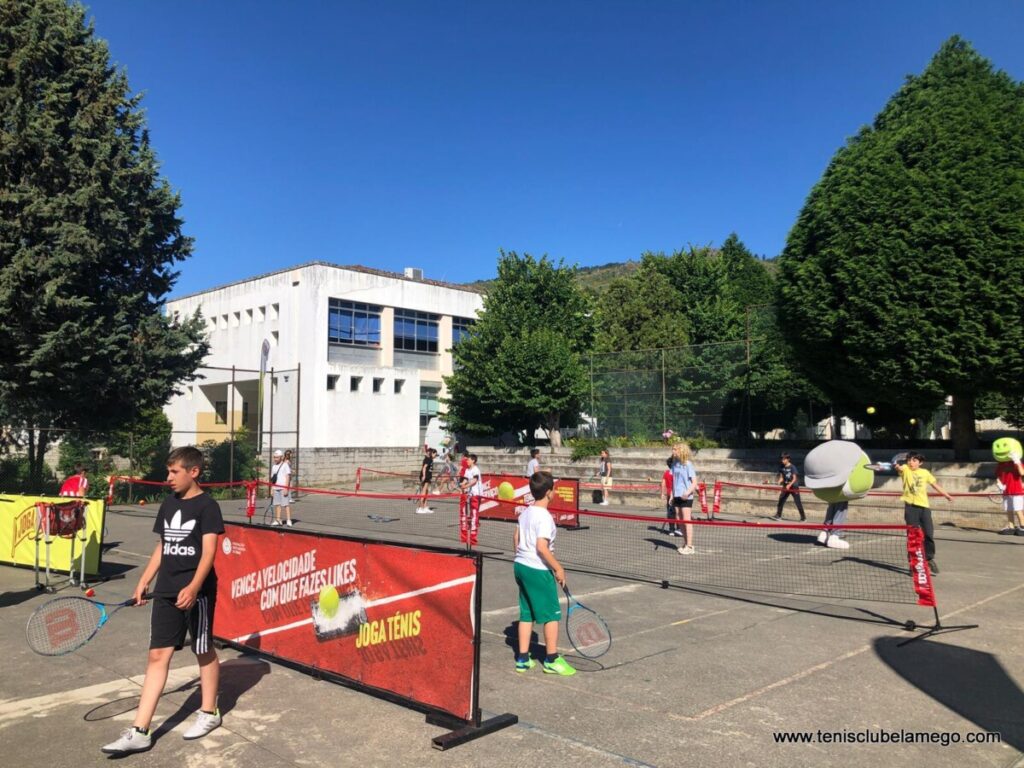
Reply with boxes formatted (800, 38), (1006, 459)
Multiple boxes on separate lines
(164, 262), (483, 449)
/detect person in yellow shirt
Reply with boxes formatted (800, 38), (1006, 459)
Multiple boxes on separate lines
(895, 452), (953, 574)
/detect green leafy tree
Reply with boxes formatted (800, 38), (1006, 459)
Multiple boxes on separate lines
(444, 252), (593, 445)
(777, 37), (1024, 458)
(0, 0), (208, 487)
(106, 407), (173, 481)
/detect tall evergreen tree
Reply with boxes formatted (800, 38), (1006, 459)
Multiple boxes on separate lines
(444, 251), (593, 445)
(0, 0), (208, 485)
(777, 37), (1024, 458)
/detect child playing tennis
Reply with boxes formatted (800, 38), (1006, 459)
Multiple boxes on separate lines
(102, 446), (225, 754)
(512, 471), (576, 676)
(894, 452), (952, 574)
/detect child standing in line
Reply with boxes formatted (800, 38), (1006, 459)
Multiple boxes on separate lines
(526, 448), (541, 477)
(598, 449), (612, 505)
(101, 446), (225, 755)
(459, 453), (483, 545)
(773, 453), (806, 521)
(894, 452), (952, 574)
(669, 442), (698, 555)
(416, 448), (437, 514)
(513, 471), (576, 676)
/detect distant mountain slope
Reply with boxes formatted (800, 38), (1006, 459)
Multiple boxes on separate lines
(463, 260), (639, 293)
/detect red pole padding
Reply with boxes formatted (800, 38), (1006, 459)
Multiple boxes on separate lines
(698, 482), (708, 516)
(245, 481), (257, 519)
(355, 468), (362, 492)
(712, 480), (722, 519)
(906, 526), (936, 607)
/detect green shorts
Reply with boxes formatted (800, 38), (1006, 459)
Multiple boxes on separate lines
(514, 562), (561, 624)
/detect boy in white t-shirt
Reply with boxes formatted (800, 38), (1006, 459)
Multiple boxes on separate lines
(459, 453), (483, 546)
(512, 472), (576, 676)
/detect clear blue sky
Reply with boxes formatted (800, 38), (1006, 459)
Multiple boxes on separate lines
(83, 0), (1024, 297)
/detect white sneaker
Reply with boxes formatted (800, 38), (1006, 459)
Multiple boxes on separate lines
(816, 530), (828, 545)
(102, 727), (152, 754)
(183, 709), (222, 740)
(678, 545), (695, 555)
(600, 501), (609, 506)
(271, 520), (281, 526)
(826, 534), (850, 549)
(415, 507), (434, 515)
(285, 520), (293, 527)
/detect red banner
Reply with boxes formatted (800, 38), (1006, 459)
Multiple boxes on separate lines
(214, 524), (479, 721)
(478, 474), (579, 526)
(906, 526), (936, 607)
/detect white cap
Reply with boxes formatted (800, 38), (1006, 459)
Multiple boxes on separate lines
(273, 449), (284, 457)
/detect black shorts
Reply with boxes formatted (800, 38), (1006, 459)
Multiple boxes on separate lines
(671, 497), (694, 508)
(150, 594), (217, 654)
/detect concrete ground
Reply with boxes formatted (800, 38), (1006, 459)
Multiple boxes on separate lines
(2, 497), (1023, 768)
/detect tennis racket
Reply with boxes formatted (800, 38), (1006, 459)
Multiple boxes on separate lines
(26, 593), (150, 656)
(563, 586), (611, 658)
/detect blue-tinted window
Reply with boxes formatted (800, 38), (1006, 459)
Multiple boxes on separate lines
(452, 316), (474, 346)
(394, 309), (439, 353)
(328, 299), (381, 346)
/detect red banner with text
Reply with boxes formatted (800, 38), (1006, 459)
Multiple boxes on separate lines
(478, 474), (580, 527)
(214, 524), (479, 721)
(905, 526), (936, 608)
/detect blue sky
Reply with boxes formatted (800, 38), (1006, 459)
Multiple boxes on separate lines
(82, 1), (1024, 296)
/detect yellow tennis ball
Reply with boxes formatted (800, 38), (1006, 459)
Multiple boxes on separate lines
(498, 481), (515, 501)
(319, 585), (339, 619)
(866, 406), (876, 415)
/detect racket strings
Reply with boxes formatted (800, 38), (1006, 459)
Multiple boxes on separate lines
(26, 598), (103, 655)
(566, 606), (611, 657)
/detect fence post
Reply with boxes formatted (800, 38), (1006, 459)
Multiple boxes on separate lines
(230, 365), (236, 497)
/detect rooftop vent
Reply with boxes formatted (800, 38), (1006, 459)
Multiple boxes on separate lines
(403, 267), (424, 280)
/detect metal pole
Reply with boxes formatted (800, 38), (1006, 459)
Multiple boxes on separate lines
(230, 366), (236, 495)
(661, 348), (667, 433)
(589, 355), (596, 438)
(295, 363), (302, 489)
(268, 367), (275, 469)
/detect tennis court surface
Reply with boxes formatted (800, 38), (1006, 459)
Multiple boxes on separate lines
(1, 496), (1023, 768)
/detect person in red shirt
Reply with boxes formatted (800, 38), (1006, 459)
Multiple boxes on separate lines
(60, 464), (89, 497)
(662, 458), (675, 534)
(996, 454), (1024, 535)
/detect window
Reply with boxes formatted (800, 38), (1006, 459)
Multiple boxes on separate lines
(419, 385), (440, 428)
(232, 311), (240, 327)
(350, 376), (362, 392)
(220, 314), (228, 329)
(394, 309), (439, 352)
(214, 401), (228, 425)
(271, 330), (279, 345)
(327, 375), (339, 391)
(373, 377), (384, 393)
(328, 299), (382, 346)
(452, 316), (474, 345)
(394, 379), (405, 394)
(244, 308), (253, 325)
(242, 400), (250, 424)
(271, 303), (279, 320)
(257, 306), (266, 322)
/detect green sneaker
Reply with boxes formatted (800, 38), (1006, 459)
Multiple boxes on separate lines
(542, 656), (577, 676)
(515, 656), (536, 673)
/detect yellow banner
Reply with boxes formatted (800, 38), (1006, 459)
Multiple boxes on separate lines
(0, 495), (105, 576)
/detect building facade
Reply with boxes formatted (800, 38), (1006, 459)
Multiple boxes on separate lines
(164, 263), (483, 449)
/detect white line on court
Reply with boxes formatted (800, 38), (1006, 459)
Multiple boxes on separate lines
(481, 582), (644, 619)
(0, 667), (197, 727)
(504, 713), (659, 767)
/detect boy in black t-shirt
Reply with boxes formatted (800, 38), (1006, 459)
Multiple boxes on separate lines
(773, 453), (806, 521)
(102, 447), (225, 755)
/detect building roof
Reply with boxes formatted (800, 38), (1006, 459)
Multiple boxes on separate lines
(168, 261), (485, 302)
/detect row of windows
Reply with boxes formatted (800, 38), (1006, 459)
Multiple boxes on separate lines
(192, 303), (280, 331)
(327, 375), (405, 394)
(327, 299), (473, 351)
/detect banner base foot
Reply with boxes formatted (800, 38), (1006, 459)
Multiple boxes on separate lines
(428, 712), (518, 750)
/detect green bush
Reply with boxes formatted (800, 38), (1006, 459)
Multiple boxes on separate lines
(0, 455), (58, 494)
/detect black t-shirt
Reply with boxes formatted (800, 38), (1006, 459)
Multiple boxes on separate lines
(152, 491), (225, 597)
(421, 456), (433, 482)
(779, 464), (799, 488)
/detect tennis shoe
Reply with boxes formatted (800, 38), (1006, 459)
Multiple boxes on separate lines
(415, 507), (434, 515)
(515, 656), (536, 673)
(826, 534), (850, 549)
(271, 520), (281, 526)
(816, 530), (829, 545)
(600, 501), (609, 506)
(928, 560), (940, 575)
(670, 530), (682, 537)
(998, 527), (1015, 535)
(285, 520), (293, 527)
(1015, 527), (1024, 536)
(542, 656), (576, 676)
(678, 545), (695, 555)
(183, 709), (221, 740)
(102, 728), (152, 754)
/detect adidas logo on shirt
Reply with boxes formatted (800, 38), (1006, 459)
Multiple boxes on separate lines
(163, 509), (197, 555)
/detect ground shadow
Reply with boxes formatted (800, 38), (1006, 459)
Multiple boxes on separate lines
(767, 532), (821, 545)
(147, 657), (272, 744)
(874, 637), (1024, 749)
(0, 586), (45, 608)
(643, 537), (684, 551)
